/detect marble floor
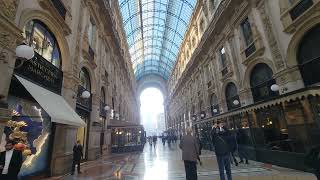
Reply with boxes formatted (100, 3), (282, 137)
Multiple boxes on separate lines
(47, 141), (316, 180)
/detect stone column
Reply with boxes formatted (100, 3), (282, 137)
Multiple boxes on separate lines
(0, 0), (23, 142)
(88, 93), (101, 160)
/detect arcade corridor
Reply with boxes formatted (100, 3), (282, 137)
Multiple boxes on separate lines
(46, 141), (316, 180)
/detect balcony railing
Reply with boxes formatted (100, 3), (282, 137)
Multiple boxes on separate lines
(221, 66), (228, 76)
(88, 46), (95, 62)
(100, 102), (107, 117)
(207, 81), (212, 88)
(51, 0), (66, 19)
(244, 43), (256, 58)
(289, 0), (313, 20)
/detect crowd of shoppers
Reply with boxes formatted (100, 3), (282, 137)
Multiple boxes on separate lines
(179, 121), (252, 180)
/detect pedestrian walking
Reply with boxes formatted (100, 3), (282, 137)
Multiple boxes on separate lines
(179, 128), (200, 180)
(211, 121), (233, 180)
(71, 140), (83, 175)
(236, 127), (249, 164)
(0, 140), (23, 180)
(229, 132), (239, 166)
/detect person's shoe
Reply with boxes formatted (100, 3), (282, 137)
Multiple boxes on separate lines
(239, 160), (244, 164)
(235, 162), (239, 166)
(245, 160), (249, 164)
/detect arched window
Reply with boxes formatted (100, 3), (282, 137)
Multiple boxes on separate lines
(80, 68), (91, 91)
(250, 63), (278, 102)
(210, 94), (219, 115)
(297, 24), (320, 86)
(225, 82), (240, 110)
(23, 20), (61, 68)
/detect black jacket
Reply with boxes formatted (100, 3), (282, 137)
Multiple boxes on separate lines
(73, 144), (83, 161)
(236, 128), (248, 145)
(0, 150), (23, 177)
(211, 127), (232, 156)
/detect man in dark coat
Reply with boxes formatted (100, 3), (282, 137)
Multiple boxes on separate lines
(180, 128), (200, 180)
(0, 140), (23, 180)
(71, 140), (83, 175)
(236, 127), (249, 164)
(211, 121), (233, 180)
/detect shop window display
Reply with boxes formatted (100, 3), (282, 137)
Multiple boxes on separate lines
(23, 20), (61, 69)
(111, 127), (145, 153)
(255, 106), (296, 152)
(0, 95), (52, 178)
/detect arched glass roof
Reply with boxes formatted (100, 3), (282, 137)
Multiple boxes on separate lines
(118, 0), (196, 80)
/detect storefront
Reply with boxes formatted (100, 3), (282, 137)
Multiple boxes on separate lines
(0, 20), (86, 178)
(109, 120), (145, 153)
(76, 68), (92, 160)
(194, 87), (320, 170)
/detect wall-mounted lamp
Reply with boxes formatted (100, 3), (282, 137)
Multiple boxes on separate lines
(213, 109), (218, 113)
(14, 44), (34, 68)
(271, 84), (280, 92)
(81, 90), (91, 99)
(233, 100), (239, 106)
(104, 105), (110, 111)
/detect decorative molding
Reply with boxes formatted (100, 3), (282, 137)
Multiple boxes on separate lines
(257, 1), (285, 70)
(38, 0), (71, 35)
(0, 0), (19, 21)
(280, 0), (320, 33)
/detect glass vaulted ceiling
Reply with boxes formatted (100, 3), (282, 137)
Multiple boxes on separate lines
(118, 0), (196, 80)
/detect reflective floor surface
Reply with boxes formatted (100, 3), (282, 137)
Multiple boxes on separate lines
(47, 141), (316, 180)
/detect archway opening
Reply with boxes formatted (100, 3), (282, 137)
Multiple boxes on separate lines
(140, 88), (165, 137)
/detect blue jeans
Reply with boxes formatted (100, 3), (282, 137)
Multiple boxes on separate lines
(217, 155), (232, 180)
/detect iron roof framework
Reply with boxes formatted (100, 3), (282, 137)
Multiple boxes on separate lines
(118, 0), (196, 80)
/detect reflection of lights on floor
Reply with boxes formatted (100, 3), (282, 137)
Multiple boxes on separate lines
(143, 147), (168, 180)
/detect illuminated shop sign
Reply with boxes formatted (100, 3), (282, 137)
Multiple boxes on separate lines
(14, 52), (63, 94)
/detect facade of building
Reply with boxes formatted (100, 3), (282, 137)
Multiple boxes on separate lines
(166, 0), (320, 170)
(0, 0), (140, 177)
(157, 113), (165, 135)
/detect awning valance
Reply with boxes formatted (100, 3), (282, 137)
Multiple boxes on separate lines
(15, 75), (86, 127)
(194, 86), (320, 125)
(107, 119), (143, 129)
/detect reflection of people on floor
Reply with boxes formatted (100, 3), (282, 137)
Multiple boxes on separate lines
(152, 136), (157, 148)
(71, 140), (83, 175)
(162, 136), (166, 146)
(211, 121), (233, 180)
(180, 128), (200, 180)
(148, 136), (152, 148)
(0, 140), (23, 180)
